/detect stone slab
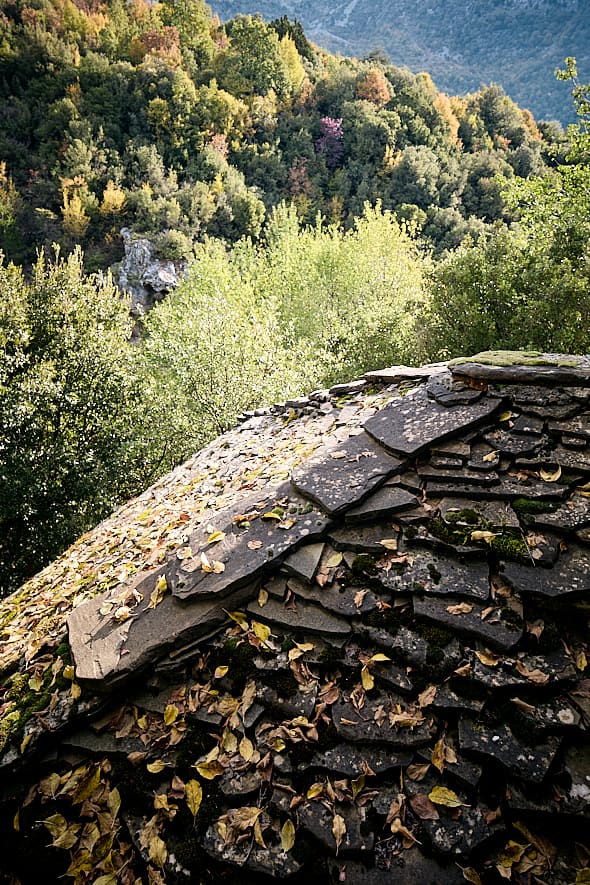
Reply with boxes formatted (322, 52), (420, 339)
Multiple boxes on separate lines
(458, 718), (561, 784)
(332, 692), (434, 746)
(414, 595), (522, 651)
(502, 545), (590, 598)
(364, 387), (501, 457)
(286, 576), (382, 618)
(169, 483), (331, 601)
(484, 430), (547, 456)
(281, 542), (325, 583)
(246, 596), (351, 637)
(68, 580), (256, 685)
(377, 549), (490, 601)
(309, 745), (412, 776)
(344, 485), (419, 523)
(438, 498), (520, 529)
(450, 353), (590, 386)
(291, 431), (404, 516)
(363, 364), (448, 383)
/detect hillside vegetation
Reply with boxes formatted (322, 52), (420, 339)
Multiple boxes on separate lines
(210, 0), (589, 124)
(0, 1), (589, 595)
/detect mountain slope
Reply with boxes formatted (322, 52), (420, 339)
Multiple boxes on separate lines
(210, 0), (589, 122)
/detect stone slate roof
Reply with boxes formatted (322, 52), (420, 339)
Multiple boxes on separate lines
(0, 351), (589, 884)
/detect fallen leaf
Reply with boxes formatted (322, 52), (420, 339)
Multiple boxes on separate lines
(406, 762), (430, 781)
(148, 576), (168, 610)
(149, 834), (167, 868)
(351, 774), (365, 800)
(195, 760), (225, 780)
(470, 530), (498, 543)
(185, 780), (202, 818)
(252, 620), (271, 643)
(200, 552), (225, 574)
(281, 819), (296, 851)
(475, 650), (501, 667)
(409, 793), (440, 820)
(418, 685), (437, 708)
(239, 736), (254, 762)
(326, 551), (344, 568)
(462, 868), (484, 885)
(248, 540), (263, 550)
(515, 661), (549, 685)
(379, 538), (398, 551)
(207, 530), (226, 544)
(390, 817), (420, 847)
(163, 705), (179, 726)
(147, 760), (167, 774)
(354, 589), (368, 609)
(329, 451), (347, 460)
(332, 814), (346, 854)
(428, 786), (466, 808)
(447, 602), (473, 615)
(482, 451), (498, 462)
(307, 783), (324, 799)
(257, 588), (269, 607)
(540, 465), (561, 483)
(361, 667), (374, 691)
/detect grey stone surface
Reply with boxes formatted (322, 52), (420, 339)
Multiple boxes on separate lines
(332, 692), (434, 746)
(344, 485), (418, 523)
(377, 549), (490, 601)
(458, 718), (561, 783)
(502, 545), (590, 598)
(291, 431), (404, 515)
(364, 387), (501, 457)
(281, 542), (325, 583)
(414, 595), (523, 651)
(309, 745), (412, 776)
(170, 483), (331, 601)
(246, 596), (351, 637)
(451, 355), (590, 386)
(438, 497), (520, 528)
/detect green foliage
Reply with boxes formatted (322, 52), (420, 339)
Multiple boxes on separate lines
(0, 249), (152, 594)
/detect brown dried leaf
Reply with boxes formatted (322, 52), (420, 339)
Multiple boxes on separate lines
(406, 762), (430, 781)
(332, 814), (346, 854)
(447, 602), (473, 615)
(409, 792), (440, 820)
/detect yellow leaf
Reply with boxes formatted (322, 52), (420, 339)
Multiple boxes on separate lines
(185, 780), (202, 818)
(576, 650), (587, 671)
(576, 871), (590, 885)
(475, 650), (501, 667)
(222, 729), (238, 754)
(379, 538), (398, 550)
(369, 653), (391, 663)
(28, 674), (43, 691)
(257, 588), (269, 607)
(252, 620), (271, 643)
(163, 705), (179, 726)
(540, 465), (562, 483)
(428, 786), (466, 808)
(269, 736), (286, 752)
(390, 817), (420, 846)
(148, 576), (168, 610)
(113, 605), (132, 622)
(326, 551), (344, 568)
(70, 682), (81, 700)
(108, 787), (121, 818)
(497, 840), (527, 868)
(431, 738), (446, 774)
(281, 819), (296, 852)
(462, 867), (484, 885)
(149, 834), (167, 868)
(20, 733), (33, 754)
(361, 667), (374, 691)
(470, 530), (498, 543)
(71, 764), (101, 804)
(351, 774), (365, 799)
(239, 736), (254, 761)
(214, 666), (229, 679)
(62, 665), (75, 680)
(332, 814), (346, 854)
(13, 808), (20, 832)
(147, 760), (168, 774)
(482, 451), (498, 462)
(262, 511), (282, 520)
(93, 876), (118, 885)
(499, 411), (516, 422)
(195, 760), (225, 780)
(201, 552), (225, 574)
(306, 783), (324, 799)
(207, 530), (226, 545)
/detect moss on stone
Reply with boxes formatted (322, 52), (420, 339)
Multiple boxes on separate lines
(450, 351), (581, 368)
(512, 498), (556, 516)
(351, 554), (378, 577)
(488, 531), (529, 564)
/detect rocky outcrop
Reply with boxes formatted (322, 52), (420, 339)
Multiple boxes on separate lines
(113, 228), (187, 314)
(0, 351), (589, 884)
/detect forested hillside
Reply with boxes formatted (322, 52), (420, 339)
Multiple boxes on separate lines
(210, 0), (589, 124)
(0, 0), (589, 598)
(0, 0), (567, 268)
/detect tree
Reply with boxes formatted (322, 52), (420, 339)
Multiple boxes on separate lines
(0, 248), (149, 593)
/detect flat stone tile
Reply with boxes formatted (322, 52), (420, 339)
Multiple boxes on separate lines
(533, 494), (590, 531)
(377, 549), (490, 601)
(451, 355), (590, 387)
(344, 485), (418, 523)
(484, 430), (547, 456)
(68, 580), (256, 685)
(246, 596), (351, 637)
(332, 692), (435, 746)
(438, 498), (520, 529)
(458, 718), (561, 783)
(414, 595), (522, 651)
(281, 542), (325, 583)
(502, 545), (590, 598)
(364, 387), (501, 457)
(169, 483), (331, 601)
(309, 745), (412, 776)
(291, 431), (404, 515)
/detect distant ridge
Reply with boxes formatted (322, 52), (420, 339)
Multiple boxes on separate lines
(210, 0), (589, 122)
